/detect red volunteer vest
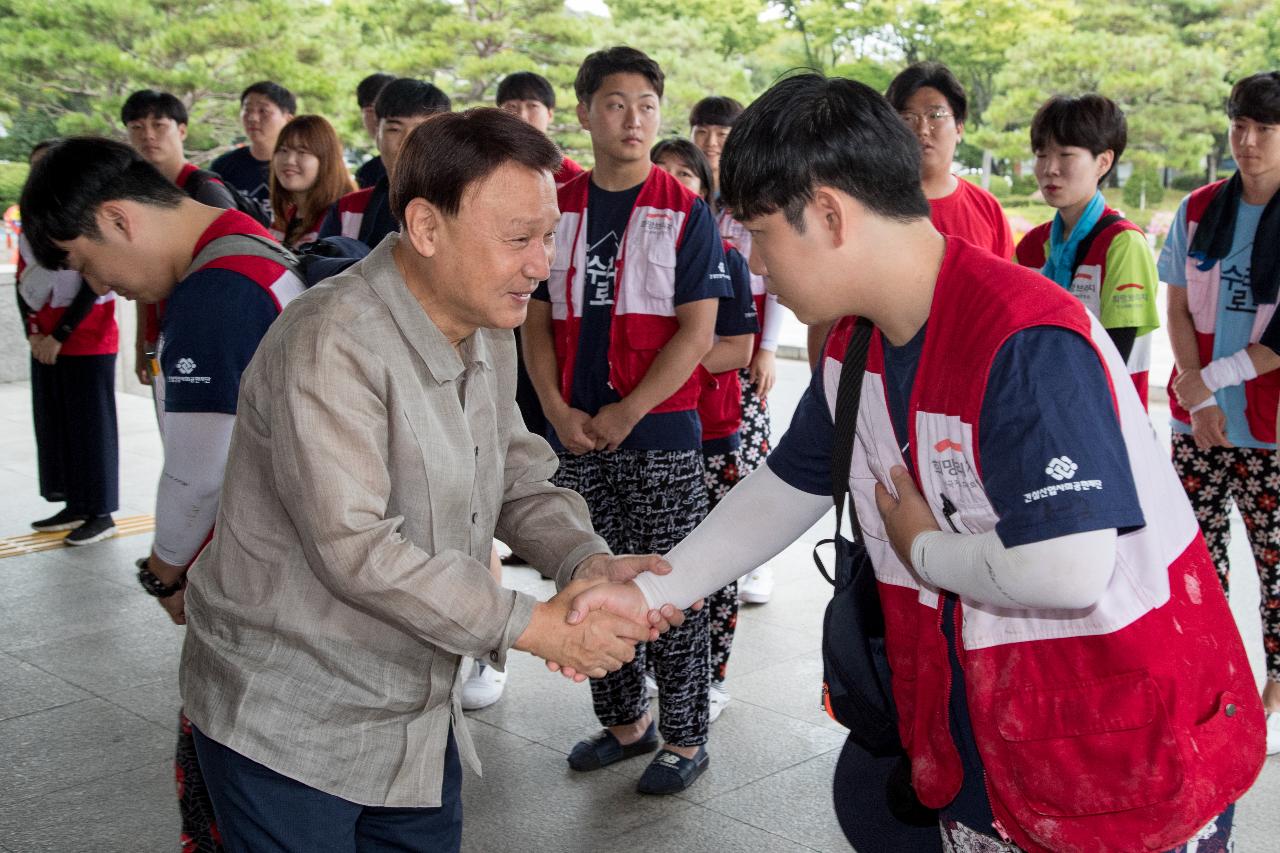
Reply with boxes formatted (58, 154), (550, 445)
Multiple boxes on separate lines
(17, 237), (117, 356)
(334, 186), (376, 241)
(717, 210), (771, 358)
(546, 166), (701, 413)
(823, 240), (1262, 852)
(697, 240), (747, 442)
(1167, 179), (1280, 443)
(1016, 210), (1153, 406)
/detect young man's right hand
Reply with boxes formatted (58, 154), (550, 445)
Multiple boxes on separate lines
(1190, 406), (1232, 449)
(134, 343), (153, 385)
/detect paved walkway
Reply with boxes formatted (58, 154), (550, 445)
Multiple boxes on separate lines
(0, 360), (1278, 852)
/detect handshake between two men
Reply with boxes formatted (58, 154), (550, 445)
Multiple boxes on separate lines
(511, 552), (694, 682)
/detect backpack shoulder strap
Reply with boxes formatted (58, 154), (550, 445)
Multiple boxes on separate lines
(1071, 213), (1125, 274)
(183, 233), (300, 282)
(830, 317), (875, 540)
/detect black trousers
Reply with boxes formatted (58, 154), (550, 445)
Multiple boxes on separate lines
(30, 353), (119, 516)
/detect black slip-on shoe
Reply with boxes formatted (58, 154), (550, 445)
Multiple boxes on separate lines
(64, 515), (116, 546)
(567, 722), (658, 771)
(636, 746), (709, 795)
(32, 508), (87, 532)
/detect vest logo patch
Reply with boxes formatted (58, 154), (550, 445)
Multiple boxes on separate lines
(1045, 456), (1078, 481)
(641, 211), (674, 236)
(931, 439), (979, 490)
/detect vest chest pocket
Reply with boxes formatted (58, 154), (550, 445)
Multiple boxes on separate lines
(639, 231), (678, 301)
(988, 669), (1183, 817)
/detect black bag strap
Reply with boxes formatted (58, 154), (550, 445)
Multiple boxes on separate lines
(814, 316), (875, 585)
(1071, 213), (1124, 275)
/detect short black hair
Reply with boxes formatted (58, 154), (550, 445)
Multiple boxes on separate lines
(240, 81), (297, 115)
(391, 108), (561, 222)
(689, 96), (743, 128)
(1030, 94), (1127, 181)
(574, 46), (664, 104)
(20, 136), (185, 269)
(885, 62), (967, 124)
(376, 78), (452, 121)
(121, 90), (188, 126)
(651, 138), (715, 205)
(357, 73), (396, 109)
(497, 72), (556, 109)
(1228, 72), (1280, 125)
(29, 139), (56, 162)
(720, 73), (930, 229)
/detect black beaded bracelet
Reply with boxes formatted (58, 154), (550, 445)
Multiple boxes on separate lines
(135, 557), (185, 598)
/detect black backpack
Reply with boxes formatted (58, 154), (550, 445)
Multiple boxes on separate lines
(184, 168), (274, 229)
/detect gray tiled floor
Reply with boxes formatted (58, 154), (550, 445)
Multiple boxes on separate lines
(1, 361), (1278, 852)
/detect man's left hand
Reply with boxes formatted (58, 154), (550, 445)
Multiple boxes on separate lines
(587, 401), (641, 451)
(574, 552), (672, 584)
(874, 465), (940, 568)
(148, 550), (189, 625)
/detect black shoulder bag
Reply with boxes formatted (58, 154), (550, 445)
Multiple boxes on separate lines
(813, 317), (899, 754)
(815, 317), (937, 826)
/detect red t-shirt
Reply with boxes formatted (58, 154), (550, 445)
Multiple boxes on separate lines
(929, 177), (1014, 259)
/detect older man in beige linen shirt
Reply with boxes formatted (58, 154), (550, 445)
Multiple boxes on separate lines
(178, 109), (683, 852)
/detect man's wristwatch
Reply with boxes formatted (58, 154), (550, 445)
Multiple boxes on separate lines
(136, 557), (185, 598)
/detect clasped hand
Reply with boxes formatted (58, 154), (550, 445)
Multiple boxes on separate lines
(516, 553), (695, 682)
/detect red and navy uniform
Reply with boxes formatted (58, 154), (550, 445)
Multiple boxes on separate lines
(698, 243), (758, 454)
(317, 176), (396, 250)
(770, 240), (1261, 850)
(18, 236), (119, 517)
(533, 165), (731, 450)
(157, 210), (305, 417)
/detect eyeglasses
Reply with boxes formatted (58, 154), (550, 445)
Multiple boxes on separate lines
(898, 110), (954, 130)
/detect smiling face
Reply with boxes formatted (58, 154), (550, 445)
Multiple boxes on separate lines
(126, 114), (187, 170)
(1034, 140), (1112, 214)
(273, 141), (320, 195)
(419, 161), (560, 336)
(240, 93), (292, 150)
(1230, 115), (1280, 185)
(691, 124), (731, 176)
(900, 86), (962, 180)
(499, 98), (553, 134)
(578, 73), (661, 166)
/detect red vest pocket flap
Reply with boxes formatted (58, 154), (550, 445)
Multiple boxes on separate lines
(995, 670), (1157, 742)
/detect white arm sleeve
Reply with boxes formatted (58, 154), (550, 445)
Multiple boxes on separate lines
(634, 463), (832, 609)
(910, 527), (1117, 610)
(153, 411), (235, 567)
(758, 292), (784, 352)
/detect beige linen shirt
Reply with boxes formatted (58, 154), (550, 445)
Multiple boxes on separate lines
(180, 234), (609, 807)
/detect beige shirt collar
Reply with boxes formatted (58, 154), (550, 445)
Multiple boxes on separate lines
(360, 233), (492, 384)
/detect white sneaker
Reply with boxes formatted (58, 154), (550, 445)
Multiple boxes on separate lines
(708, 682), (730, 724)
(461, 661), (507, 710)
(1267, 712), (1280, 755)
(738, 565), (774, 604)
(644, 673), (659, 700)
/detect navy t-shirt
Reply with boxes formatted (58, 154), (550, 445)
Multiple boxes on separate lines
(209, 147), (272, 221)
(317, 176), (397, 250)
(769, 322), (1144, 834)
(355, 155), (386, 190)
(533, 180), (730, 451)
(159, 270), (278, 415)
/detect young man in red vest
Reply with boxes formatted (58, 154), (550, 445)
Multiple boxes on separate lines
(569, 73), (1264, 851)
(20, 136), (306, 853)
(1164, 71), (1280, 755)
(523, 46), (731, 794)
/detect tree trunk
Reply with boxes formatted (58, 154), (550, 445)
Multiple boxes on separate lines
(981, 149), (993, 191)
